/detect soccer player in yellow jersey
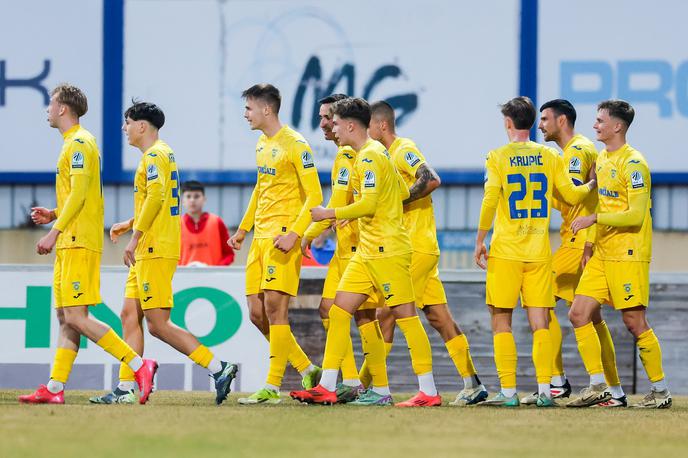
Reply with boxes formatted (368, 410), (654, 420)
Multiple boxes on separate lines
(475, 96), (596, 407)
(89, 102), (238, 406)
(301, 93), (367, 402)
(368, 100), (488, 406)
(526, 98), (627, 407)
(19, 85), (156, 405)
(229, 84), (324, 404)
(291, 97), (439, 407)
(567, 100), (671, 409)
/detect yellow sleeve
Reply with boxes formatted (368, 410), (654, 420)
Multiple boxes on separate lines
(335, 192), (378, 219)
(239, 186), (257, 232)
(394, 146), (425, 180)
(478, 151), (500, 231)
(304, 187), (349, 239)
(397, 169), (410, 201)
(133, 154), (165, 233)
(335, 151), (379, 220)
(288, 145), (323, 237)
(598, 160), (650, 227)
(585, 221), (597, 244)
(53, 174), (89, 232)
(553, 156), (590, 206)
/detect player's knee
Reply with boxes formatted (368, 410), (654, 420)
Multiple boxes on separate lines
(120, 307), (138, 328)
(621, 313), (648, 337)
(63, 314), (85, 334)
(568, 305), (588, 327)
(146, 319), (165, 339)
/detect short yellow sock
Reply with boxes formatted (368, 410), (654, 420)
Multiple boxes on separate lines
(573, 322), (603, 376)
(322, 305), (353, 371)
(96, 329), (137, 364)
(266, 325), (292, 387)
(49, 348), (77, 384)
(396, 316), (432, 375)
(359, 340), (392, 388)
(494, 332), (517, 389)
(532, 328), (553, 384)
(119, 363), (135, 382)
(594, 321), (621, 386)
(188, 345), (214, 368)
(637, 328), (665, 383)
(288, 332), (312, 374)
(549, 309), (564, 376)
(322, 316), (357, 378)
(358, 320), (388, 387)
(445, 334), (477, 377)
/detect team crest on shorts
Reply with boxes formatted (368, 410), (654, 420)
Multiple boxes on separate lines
(267, 265), (276, 275)
(72, 281), (80, 291)
(143, 283), (150, 293)
(624, 283), (632, 293)
(383, 283), (391, 293)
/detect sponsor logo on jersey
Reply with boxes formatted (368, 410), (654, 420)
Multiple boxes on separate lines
(257, 165), (276, 175)
(74, 138), (85, 144)
(631, 170), (644, 188)
(364, 170), (376, 188)
(629, 159), (641, 164)
(337, 167), (350, 185)
(362, 158), (373, 163)
(405, 151), (420, 167)
(343, 153), (353, 159)
(71, 152), (84, 169)
(146, 164), (158, 180)
(571, 145), (582, 150)
(301, 151), (315, 168)
(569, 157), (582, 173)
(599, 188), (619, 198)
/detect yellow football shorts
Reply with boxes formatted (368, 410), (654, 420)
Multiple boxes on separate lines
(410, 251), (448, 309)
(486, 257), (554, 308)
(246, 237), (302, 297)
(323, 253), (382, 309)
(54, 248), (101, 308)
(552, 246), (584, 304)
(337, 252), (415, 308)
(124, 258), (177, 310)
(575, 255), (649, 310)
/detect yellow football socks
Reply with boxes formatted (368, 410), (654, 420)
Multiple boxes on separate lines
(322, 305), (353, 371)
(119, 363), (135, 382)
(96, 329), (138, 365)
(323, 317), (358, 381)
(445, 334), (477, 377)
(637, 328), (665, 382)
(574, 322), (604, 376)
(262, 330), (311, 373)
(594, 320), (621, 386)
(358, 320), (389, 388)
(532, 328), (553, 384)
(359, 340), (392, 388)
(49, 348), (77, 384)
(549, 309), (564, 377)
(396, 316), (432, 376)
(266, 324), (292, 387)
(188, 344), (214, 368)
(493, 332), (517, 389)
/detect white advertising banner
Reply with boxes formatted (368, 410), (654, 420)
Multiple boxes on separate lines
(0, 265), (268, 392)
(538, 0), (688, 171)
(0, 0), (104, 172)
(124, 0), (520, 172)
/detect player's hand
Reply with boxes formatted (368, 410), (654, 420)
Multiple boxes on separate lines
(301, 236), (313, 258)
(336, 219), (351, 228)
(31, 207), (55, 225)
(123, 232), (140, 267)
(36, 229), (59, 255)
(581, 242), (594, 269)
(274, 231), (299, 253)
(571, 214), (597, 235)
(474, 242), (488, 270)
(110, 219), (132, 243)
(229, 229), (246, 250)
(310, 206), (335, 222)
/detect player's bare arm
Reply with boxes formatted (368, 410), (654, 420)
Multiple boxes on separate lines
(474, 229), (489, 270)
(30, 207), (56, 225)
(404, 163), (441, 205)
(229, 229), (246, 250)
(110, 217), (134, 243)
(123, 229), (142, 267)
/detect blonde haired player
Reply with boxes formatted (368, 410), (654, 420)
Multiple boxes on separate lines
(567, 100), (671, 409)
(475, 96), (596, 407)
(20, 85), (156, 405)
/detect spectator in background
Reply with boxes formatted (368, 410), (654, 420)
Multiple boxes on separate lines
(180, 180), (234, 266)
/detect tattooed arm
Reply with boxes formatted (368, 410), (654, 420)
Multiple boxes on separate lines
(403, 163), (441, 205)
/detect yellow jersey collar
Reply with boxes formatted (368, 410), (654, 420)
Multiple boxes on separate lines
(606, 143), (629, 156)
(62, 124), (80, 140)
(563, 134), (582, 152)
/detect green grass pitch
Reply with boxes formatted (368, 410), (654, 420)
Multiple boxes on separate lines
(1, 391), (687, 457)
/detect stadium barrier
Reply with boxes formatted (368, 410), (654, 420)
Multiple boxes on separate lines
(1, 266), (686, 394)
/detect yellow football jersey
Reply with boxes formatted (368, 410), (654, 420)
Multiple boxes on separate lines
(54, 124), (104, 252)
(389, 136), (440, 256)
(482, 141), (590, 262)
(249, 125), (322, 239)
(594, 144), (652, 262)
(554, 134), (599, 249)
(338, 139), (412, 259)
(304, 145), (359, 259)
(132, 140), (181, 260)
